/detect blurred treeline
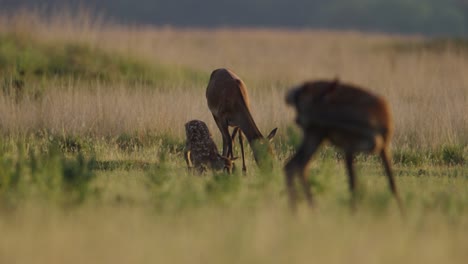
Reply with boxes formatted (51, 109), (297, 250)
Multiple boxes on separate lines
(1, 0), (468, 35)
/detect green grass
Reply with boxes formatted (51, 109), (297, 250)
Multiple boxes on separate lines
(1, 135), (466, 211)
(0, 141), (97, 209)
(0, 134), (467, 263)
(0, 33), (208, 91)
(393, 145), (466, 166)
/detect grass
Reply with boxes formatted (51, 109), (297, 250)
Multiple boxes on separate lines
(0, 137), (467, 263)
(0, 19), (466, 148)
(393, 144), (466, 166)
(0, 32), (207, 92)
(0, 10), (467, 264)
(0, 141), (97, 209)
(389, 37), (468, 55)
(0, 129), (467, 264)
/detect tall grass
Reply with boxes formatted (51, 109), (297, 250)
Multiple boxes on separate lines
(0, 10), (466, 200)
(0, 10), (466, 152)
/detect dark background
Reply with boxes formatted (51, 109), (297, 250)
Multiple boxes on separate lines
(1, 0), (468, 36)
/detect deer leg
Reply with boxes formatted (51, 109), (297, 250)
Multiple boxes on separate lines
(380, 149), (404, 214)
(231, 127), (239, 143)
(230, 127), (239, 159)
(344, 152), (357, 211)
(212, 114), (232, 157)
(222, 121), (234, 159)
(284, 134), (322, 211)
(238, 129), (247, 174)
(231, 127), (247, 174)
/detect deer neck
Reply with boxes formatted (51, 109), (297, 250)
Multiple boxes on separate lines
(237, 117), (264, 143)
(236, 114), (274, 168)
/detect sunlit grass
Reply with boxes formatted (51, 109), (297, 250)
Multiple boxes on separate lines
(0, 10), (466, 149)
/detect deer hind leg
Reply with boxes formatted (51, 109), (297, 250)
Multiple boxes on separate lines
(237, 129), (247, 174)
(213, 114), (232, 158)
(230, 127), (239, 157)
(231, 127), (246, 174)
(284, 134), (322, 211)
(380, 148), (404, 214)
(344, 151), (357, 211)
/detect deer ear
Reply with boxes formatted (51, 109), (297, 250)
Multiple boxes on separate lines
(329, 78), (339, 92)
(267, 128), (277, 141)
(316, 79), (340, 103)
(231, 156), (239, 161)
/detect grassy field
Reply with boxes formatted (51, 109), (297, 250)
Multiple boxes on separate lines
(0, 10), (467, 264)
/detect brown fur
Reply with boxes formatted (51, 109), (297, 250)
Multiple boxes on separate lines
(206, 68), (277, 172)
(284, 79), (403, 212)
(184, 120), (234, 174)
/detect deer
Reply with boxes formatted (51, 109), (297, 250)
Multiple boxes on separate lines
(284, 79), (403, 213)
(206, 68), (277, 173)
(184, 119), (236, 174)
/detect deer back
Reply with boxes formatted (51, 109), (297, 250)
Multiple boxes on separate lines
(287, 80), (392, 142)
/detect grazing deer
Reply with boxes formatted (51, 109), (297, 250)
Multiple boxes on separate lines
(184, 119), (236, 174)
(206, 68), (277, 172)
(284, 79), (403, 212)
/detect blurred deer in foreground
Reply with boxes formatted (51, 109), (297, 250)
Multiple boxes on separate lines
(184, 120), (236, 174)
(206, 68), (277, 173)
(284, 79), (403, 212)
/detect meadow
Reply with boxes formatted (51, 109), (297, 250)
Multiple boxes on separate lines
(0, 10), (467, 264)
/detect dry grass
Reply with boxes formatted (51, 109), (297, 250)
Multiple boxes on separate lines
(1, 10), (467, 149)
(1, 10), (466, 150)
